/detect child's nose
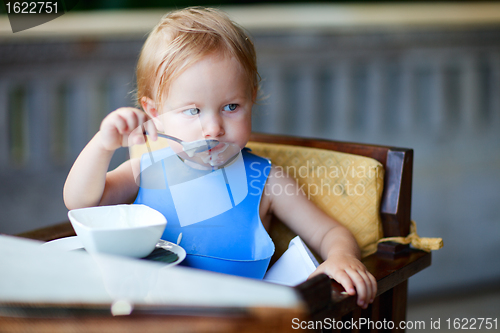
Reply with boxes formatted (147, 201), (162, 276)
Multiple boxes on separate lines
(201, 113), (224, 138)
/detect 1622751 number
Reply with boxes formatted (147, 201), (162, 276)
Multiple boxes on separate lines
(446, 318), (498, 330)
(5, 2), (58, 14)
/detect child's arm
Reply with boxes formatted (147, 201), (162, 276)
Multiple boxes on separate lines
(261, 166), (377, 309)
(63, 107), (157, 210)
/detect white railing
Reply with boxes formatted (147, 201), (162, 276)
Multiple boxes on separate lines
(4, 46), (498, 170)
(0, 55), (137, 170)
(253, 36), (500, 149)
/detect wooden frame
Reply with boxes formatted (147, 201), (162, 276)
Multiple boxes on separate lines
(11, 133), (431, 332)
(249, 133), (430, 332)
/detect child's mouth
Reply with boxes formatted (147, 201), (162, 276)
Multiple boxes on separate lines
(207, 142), (225, 153)
(199, 143), (232, 166)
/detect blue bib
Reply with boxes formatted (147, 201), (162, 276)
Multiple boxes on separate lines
(133, 147), (275, 279)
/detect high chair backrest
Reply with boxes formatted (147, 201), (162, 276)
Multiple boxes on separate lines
(248, 133), (413, 262)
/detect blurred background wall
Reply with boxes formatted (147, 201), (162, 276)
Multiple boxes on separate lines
(1, 2), (499, 300)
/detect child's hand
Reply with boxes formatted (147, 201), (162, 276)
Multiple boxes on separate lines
(310, 254), (377, 309)
(99, 108), (157, 151)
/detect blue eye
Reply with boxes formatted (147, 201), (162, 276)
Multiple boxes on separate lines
(223, 104), (238, 112)
(183, 108), (200, 116)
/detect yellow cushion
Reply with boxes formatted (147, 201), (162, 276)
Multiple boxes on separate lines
(246, 142), (385, 258)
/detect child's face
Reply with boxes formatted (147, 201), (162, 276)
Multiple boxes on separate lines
(156, 52), (253, 150)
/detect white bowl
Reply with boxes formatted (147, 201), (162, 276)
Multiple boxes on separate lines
(68, 204), (167, 258)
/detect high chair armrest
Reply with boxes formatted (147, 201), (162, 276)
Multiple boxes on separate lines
(295, 244), (431, 321)
(15, 221), (76, 242)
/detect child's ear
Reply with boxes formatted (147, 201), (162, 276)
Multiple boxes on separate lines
(141, 97), (158, 117)
(252, 87), (258, 104)
(141, 97), (164, 132)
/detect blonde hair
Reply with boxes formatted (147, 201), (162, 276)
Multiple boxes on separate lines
(136, 7), (259, 107)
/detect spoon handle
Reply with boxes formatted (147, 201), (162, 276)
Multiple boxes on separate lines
(144, 131), (182, 144)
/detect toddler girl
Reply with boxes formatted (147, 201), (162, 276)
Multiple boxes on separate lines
(63, 7), (377, 309)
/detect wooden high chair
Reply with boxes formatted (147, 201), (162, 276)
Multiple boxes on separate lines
(248, 133), (433, 331)
(14, 133), (433, 332)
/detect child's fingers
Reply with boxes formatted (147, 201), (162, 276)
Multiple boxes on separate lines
(118, 108), (143, 134)
(357, 269), (375, 305)
(110, 114), (129, 134)
(100, 108), (152, 149)
(144, 118), (158, 141)
(332, 270), (356, 296)
(128, 109), (156, 142)
(346, 269), (369, 308)
(102, 110), (130, 135)
(313, 264), (376, 309)
(124, 110), (154, 146)
(368, 272), (377, 302)
(128, 125), (146, 146)
(360, 270), (377, 302)
(349, 269), (377, 308)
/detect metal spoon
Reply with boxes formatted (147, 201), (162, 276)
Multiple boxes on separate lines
(148, 132), (220, 155)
